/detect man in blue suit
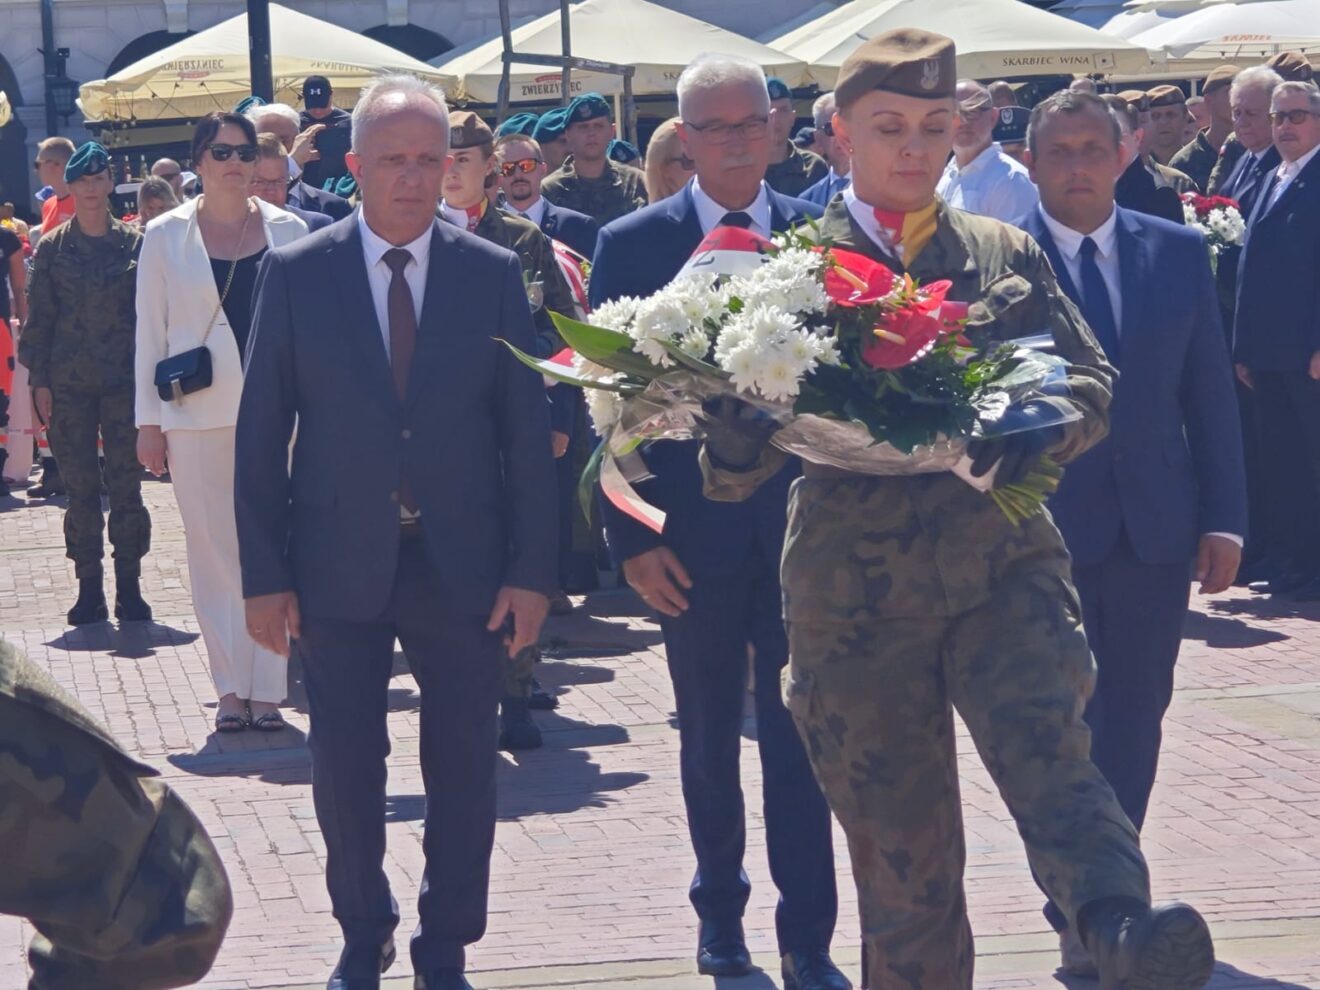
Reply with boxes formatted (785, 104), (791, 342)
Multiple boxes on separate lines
(590, 55), (846, 990)
(1019, 89), (1246, 976)
(236, 77), (557, 990)
(494, 133), (599, 260)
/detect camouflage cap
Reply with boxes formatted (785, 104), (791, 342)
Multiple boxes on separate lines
(234, 95), (267, 115)
(1202, 64), (1239, 96)
(450, 110), (494, 150)
(1117, 89), (1151, 112)
(1147, 84), (1186, 107)
(992, 105), (1030, 144)
(606, 138), (640, 164)
(835, 29), (957, 110)
(65, 142), (110, 183)
(566, 92), (612, 126)
(1266, 50), (1314, 82)
(533, 106), (570, 143)
(767, 77), (793, 102)
(496, 112), (540, 138)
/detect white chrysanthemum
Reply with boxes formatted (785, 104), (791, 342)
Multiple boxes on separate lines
(742, 303), (802, 342)
(1182, 202), (1198, 226)
(756, 354), (803, 401)
(630, 293), (693, 367)
(679, 325), (712, 360)
(722, 344), (765, 395)
(584, 387), (623, 433)
(591, 296), (640, 333)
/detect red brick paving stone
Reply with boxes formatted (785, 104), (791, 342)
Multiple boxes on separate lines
(3, 484), (1320, 988)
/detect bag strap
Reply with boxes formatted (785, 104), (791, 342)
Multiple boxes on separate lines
(197, 198), (256, 350)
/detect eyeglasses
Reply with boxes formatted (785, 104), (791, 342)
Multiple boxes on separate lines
(683, 116), (770, 145)
(498, 158), (542, 176)
(250, 177), (287, 190)
(819, 122), (835, 137)
(1269, 109), (1318, 126)
(207, 143), (258, 163)
(958, 106), (990, 122)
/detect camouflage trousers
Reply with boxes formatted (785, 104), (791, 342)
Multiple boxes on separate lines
(503, 644), (538, 699)
(779, 474), (1151, 990)
(45, 388), (149, 578)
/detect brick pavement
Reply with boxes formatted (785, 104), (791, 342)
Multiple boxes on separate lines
(2, 477), (1319, 989)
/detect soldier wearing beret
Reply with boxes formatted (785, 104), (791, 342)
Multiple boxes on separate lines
(1105, 93), (1187, 225)
(18, 141), (153, 626)
(1170, 65), (1239, 192)
(698, 29), (1216, 990)
(606, 137), (641, 165)
(0, 636), (232, 990)
(1117, 89), (1198, 197)
(541, 93), (648, 225)
(441, 109), (577, 749)
(533, 107), (572, 172)
(992, 104), (1030, 164)
(764, 76), (831, 197)
(496, 111), (540, 139)
(1146, 85), (1200, 189)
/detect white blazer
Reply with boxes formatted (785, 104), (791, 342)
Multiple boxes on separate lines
(134, 197), (309, 432)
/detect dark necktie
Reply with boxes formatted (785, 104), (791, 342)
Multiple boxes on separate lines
(1078, 236), (1120, 366)
(720, 211), (754, 229)
(384, 248), (418, 511)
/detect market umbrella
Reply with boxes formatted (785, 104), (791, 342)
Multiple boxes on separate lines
(1130, 0), (1320, 61)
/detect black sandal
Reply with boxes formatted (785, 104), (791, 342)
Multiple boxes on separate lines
(215, 712), (248, 733)
(250, 710), (286, 732)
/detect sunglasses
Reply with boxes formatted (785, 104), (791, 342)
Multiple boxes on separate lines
(499, 158), (542, 176)
(1269, 109), (1317, 126)
(207, 143), (258, 163)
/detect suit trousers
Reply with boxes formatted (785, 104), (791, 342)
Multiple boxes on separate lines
(658, 554), (837, 955)
(167, 427), (287, 704)
(297, 531), (503, 973)
(1251, 370), (1320, 571)
(1042, 530), (1189, 932)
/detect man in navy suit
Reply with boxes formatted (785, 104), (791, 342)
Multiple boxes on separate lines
(590, 55), (846, 990)
(1018, 89), (1246, 976)
(251, 133), (332, 231)
(1235, 79), (1320, 600)
(493, 133), (599, 260)
(236, 76), (557, 990)
(247, 103), (355, 221)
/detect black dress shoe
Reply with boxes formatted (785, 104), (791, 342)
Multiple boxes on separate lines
(1289, 574), (1320, 602)
(327, 937), (396, 990)
(782, 947), (853, 990)
(1249, 567), (1315, 597)
(697, 919), (752, 977)
(1081, 899), (1214, 990)
(413, 969), (474, 990)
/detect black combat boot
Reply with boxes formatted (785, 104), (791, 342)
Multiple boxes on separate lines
(528, 676), (559, 710)
(28, 456), (66, 498)
(498, 695), (543, 751)
(1080, 897), (1214, 990)
(114, 559), (153, 622)
(68, 565), (109, 626)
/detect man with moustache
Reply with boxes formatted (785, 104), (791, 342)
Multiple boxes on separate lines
(590, 54), (846, 990)
(494, 134), (599, 260)
(237, 75), (557, 990)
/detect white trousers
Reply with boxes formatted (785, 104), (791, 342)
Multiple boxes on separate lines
(166, 426), (287, 703)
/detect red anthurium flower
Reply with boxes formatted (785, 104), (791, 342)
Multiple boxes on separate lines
(859, 306), (949, 370)
(822, 248), (899, 307)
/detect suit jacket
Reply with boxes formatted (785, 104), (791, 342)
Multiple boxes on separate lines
(1115, 157), (1184, 225)
(285, 203), (332, 232)
(235, 216), (558, 619)
(588, 181), (821, 572)
(537, 200), (598, 260)
(1021, 206), (1246, 567)
(800, 171), (850, 208)
(286, 180), (353, 221)
(134, 197), (308, 432)
(1235, 148), (1320, 372)
(1214, 145), (1280, 330)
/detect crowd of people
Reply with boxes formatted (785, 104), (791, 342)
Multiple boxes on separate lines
(0, 29), (1317, 990)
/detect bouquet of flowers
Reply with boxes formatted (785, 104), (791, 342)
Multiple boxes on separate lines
(508, 224), (1079, 527)
(1180, 192), (1245, 269)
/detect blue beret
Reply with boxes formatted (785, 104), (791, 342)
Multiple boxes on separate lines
(992, 105), (1030, 144)
(533, 107), (570, 143)
(234, 95), (267, 115)
(767, 77), (792, 101)
(793, 126), (817, 149)
(65, 142), (110, 183)
(496, 112), (540, 138)
(331, 173), (357, 198)
(606, 138), (640, 164)
(566, 92), (611, 126)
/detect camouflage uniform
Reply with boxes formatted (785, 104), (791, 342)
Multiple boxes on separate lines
(764, 142), (830, 199)
(0, 637), (232, 989)
(1169, 130), (1220, 193)
(1147, 156), (1198, 196)
(540, 156), (648, 227)
(1206, 133), (1247, 195)
(18, 215), (150, 581)
(702, 199), (1152, 989)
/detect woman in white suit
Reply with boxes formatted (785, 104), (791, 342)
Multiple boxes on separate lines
(135, 111), (309, 733)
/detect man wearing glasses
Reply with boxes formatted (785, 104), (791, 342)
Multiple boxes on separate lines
(936, 79), (1039, 222)
(763, 76), (829, 198)
(250, 133), (331, 231)
(494, 134), (598, 260)
(34, 137), (76, 237)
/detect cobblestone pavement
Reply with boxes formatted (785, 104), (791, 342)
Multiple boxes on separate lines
(2, 476), (1318, 989)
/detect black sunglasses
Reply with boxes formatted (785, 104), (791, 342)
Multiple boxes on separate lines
(207, 143), (258, 163)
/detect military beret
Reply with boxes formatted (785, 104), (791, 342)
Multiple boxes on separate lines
(1266, 50), (1314, 82)
(332, 173), (357, 198)
(566, 92), (611, 126)
(234, 95), (267, 115)
(767, 77), (793, 102)
(449, 110), (494, 150)
(64, 141), (110, 183)
(793, 126), (817, 149)
(835, 28), (958, 109)
(1202, 65), (1239, 96)
(992, 105), (1030, 144)
(1146, 84), (1186, 107)
(496, 112), (540, 138)
(606, 138), (641, 164)
(1117, 89), (1151, 111)
(533, 107), (569, 143)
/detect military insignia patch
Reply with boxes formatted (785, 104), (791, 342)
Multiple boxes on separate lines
(921, 59), (941, 91)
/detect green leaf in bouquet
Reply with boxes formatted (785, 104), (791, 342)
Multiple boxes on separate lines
(497, 339), (640, 392)
(659, 339), (729, 377)
(578, 437), (607, 524)
(548, 311), (664, 379)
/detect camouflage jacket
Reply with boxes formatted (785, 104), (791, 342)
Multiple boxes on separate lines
(764, 143), (830, 199)
(19, 214), (141, 392)
(1169, 130), (1220, 194)
(1206, 134), (1247, 196)
(541, 156), (648, 227)
(1147, 156), (1198, 196)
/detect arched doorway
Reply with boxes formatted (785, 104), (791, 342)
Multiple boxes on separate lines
(362, 24), (454, 64)
(107, 30), (196, 77)
(0, 58), (30, 219)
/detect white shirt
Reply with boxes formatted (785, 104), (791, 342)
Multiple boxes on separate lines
(691, 177), (772, 237)
(1268, 140), (1320, 208)
(438, 200), (481, 231)
(356, 209), (431, 355)
(841, 184), (904, 258)
(937, 142), (1040, 223)
(516, 197), (547, 227)
(1037, 204), (1123, 334)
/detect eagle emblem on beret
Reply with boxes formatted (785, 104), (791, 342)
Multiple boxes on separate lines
(1000, 108), (1013, 124)
(921, 60), (941, 91)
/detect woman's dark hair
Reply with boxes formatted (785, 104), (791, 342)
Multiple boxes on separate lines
(191, 111), (259, 164)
